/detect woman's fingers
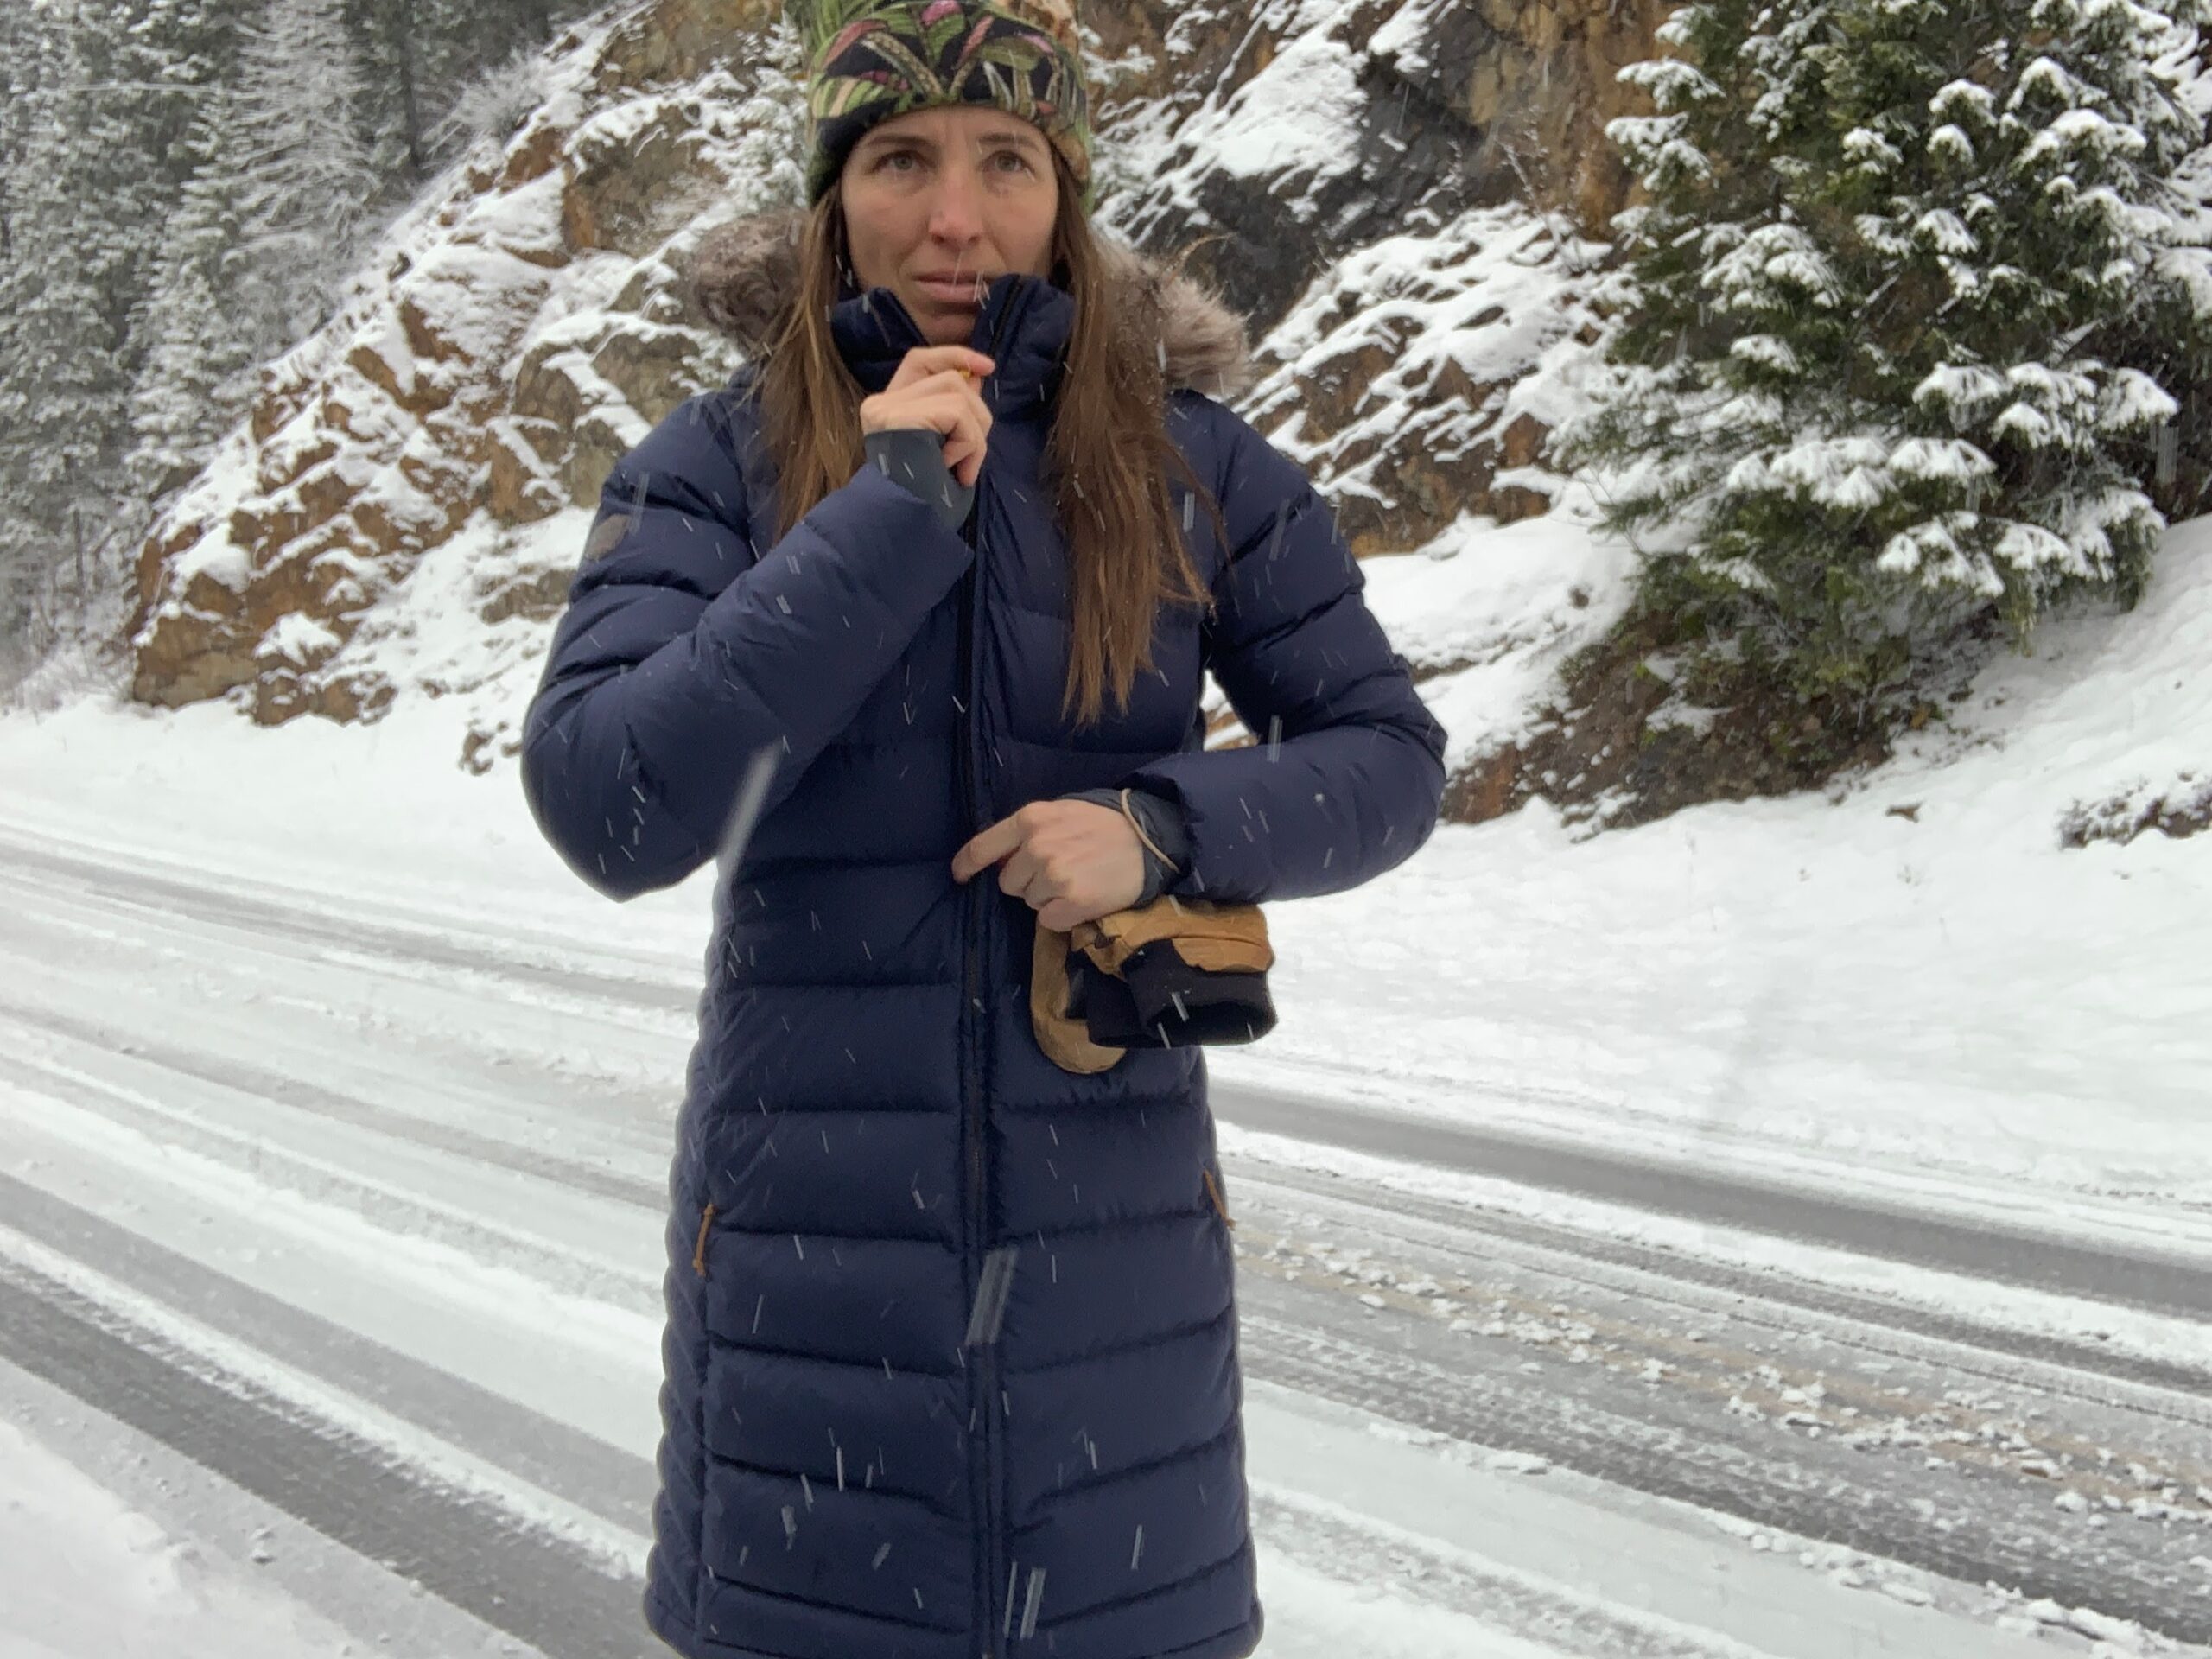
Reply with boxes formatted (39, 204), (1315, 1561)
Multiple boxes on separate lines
(863, 372), (993, 488)
(997, 844), (1043, 902)
(909, 384), (990, 487)
(880, 346), (977, 393)
(899, 401), (983, 489)
(913, 367), (993, 412)
(864, 350), (995, 490)
(886, 347), (995, 395)
(944, 420), (988, 487)
(887, 388), (974, 442)
(886, 347), (993, 391)
(953, 804), (1146, 929)
(863, 374), (988, 435)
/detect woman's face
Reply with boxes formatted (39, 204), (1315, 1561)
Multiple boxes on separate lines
(840, 105), (1061, 347)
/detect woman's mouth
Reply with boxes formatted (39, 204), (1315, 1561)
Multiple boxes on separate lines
(914, 274), (990, 307)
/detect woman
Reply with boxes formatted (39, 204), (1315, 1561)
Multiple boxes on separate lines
(521, 3), (1447, 1656)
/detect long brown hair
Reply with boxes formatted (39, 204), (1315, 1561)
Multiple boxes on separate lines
(753, 151), (1228, 729)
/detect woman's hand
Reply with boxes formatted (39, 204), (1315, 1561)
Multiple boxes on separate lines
(951, 800), (1146, 931)
(861, 346), (996, 489)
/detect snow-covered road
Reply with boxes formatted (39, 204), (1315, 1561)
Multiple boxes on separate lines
(2, 821), (2209, 1658)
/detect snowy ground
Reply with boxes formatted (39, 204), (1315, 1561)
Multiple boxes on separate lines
(0, 1358), (530, 1659)
(13, 491), (2212, 1219)
(1338, 499), (2212, 1218)
(0, 1397), (365, 1659)
(3, 505), (2209, 1656)
(5, 1341), (2128, 1659)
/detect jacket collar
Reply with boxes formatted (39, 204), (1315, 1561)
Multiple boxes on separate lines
(830, 272), (1074, 418)
(689, 209), (1256, 404)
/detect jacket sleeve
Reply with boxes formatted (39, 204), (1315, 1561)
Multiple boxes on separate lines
(1121, 403), (1448, 905)
(520, 391), (976, 901)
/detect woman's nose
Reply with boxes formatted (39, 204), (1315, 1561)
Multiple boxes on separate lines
(925, 163), (987, 247)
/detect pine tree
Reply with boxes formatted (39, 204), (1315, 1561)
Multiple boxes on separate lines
(345, 0), (584, 188)
(1562, 0), (2212, 714)
(61, 1), (184, 364)
(126, 79), (261, 505)
(0, 3), (142, 657)
(346, 0), (454, 185)
(2092, 33), (2212, 518)
(232, 0), (381, 353)
(0, 0), (665, 678)
(0, 0), (254, 668)
(0, 5), (63, 659)
(123, 0), (247, 191)
(0, 5), (49, 264)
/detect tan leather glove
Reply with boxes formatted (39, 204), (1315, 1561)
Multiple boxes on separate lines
(1030, 897), (1275, 1075)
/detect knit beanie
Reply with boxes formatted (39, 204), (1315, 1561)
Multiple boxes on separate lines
(793, 0), (1095, 207)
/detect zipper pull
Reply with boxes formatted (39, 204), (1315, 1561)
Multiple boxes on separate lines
(693, 1201), (718, 1277)
(1202, 1168), (1236, 1230)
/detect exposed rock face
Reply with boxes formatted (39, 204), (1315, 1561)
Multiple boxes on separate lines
(1231, 207), (1605, 557)
(1090, 0), (1655, 556)
(1095, 0), (1657, 329)
(129, 0), (1662, 728)
(130, 0), (791, 724)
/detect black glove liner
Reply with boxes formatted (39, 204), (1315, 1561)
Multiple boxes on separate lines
(1065, 939), (1277, 1048)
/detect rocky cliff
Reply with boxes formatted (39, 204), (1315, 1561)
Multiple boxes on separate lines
(128, 0), (1662, 747)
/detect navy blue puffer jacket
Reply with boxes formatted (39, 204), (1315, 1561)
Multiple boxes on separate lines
(521, 218), (1447, 1659)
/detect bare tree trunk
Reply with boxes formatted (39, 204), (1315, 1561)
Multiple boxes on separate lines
(390, 0), (426, 181)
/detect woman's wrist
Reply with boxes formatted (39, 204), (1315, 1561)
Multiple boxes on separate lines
(1058, 785), (1191, 906)
(862, 428), (973, 529)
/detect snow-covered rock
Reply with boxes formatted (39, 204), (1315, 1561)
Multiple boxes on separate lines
(130, 0), (797, 727)
(127, 0), (1666, 738)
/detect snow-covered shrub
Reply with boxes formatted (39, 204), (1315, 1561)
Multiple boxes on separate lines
(434, 44), (555, 152)
(1559, 0), (2212, 718)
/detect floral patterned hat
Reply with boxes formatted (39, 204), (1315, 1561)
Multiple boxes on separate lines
(791, 0), (1094, 207)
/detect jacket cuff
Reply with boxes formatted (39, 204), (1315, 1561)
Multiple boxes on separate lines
(863, 428), (974, 530)
(1059, 785), (1192, 906)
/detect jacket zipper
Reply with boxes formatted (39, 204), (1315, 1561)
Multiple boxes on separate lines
(957, 476), (991, 1658)
(960, 278), (1032, 1659)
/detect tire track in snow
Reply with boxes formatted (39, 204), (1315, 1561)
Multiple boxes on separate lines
(0, 1044), (664, 1317)
(1243, 1486), (1771, 1659)
(1238, 1163), (2212, 1409)
(1241, 1299), (2212, 1648)
(0, 832), (690, 1014)
(1211, 1079), (2212, 1324)
(0, 1215), (1718, 1659)
(0, 1255), (660, 1659)
(10, 982), (2209, 1641)
(0, 994), (664, 1211)
(11, 825), (2205, 1321)
(6, 823), (2210, 1646)
(1232, 1249), (2212, 1649)
(0, 1170), (655, 1537)
(0, 867), (687, 1132)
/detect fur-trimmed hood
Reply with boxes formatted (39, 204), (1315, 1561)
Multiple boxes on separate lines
(687, 209), (1256, 400)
